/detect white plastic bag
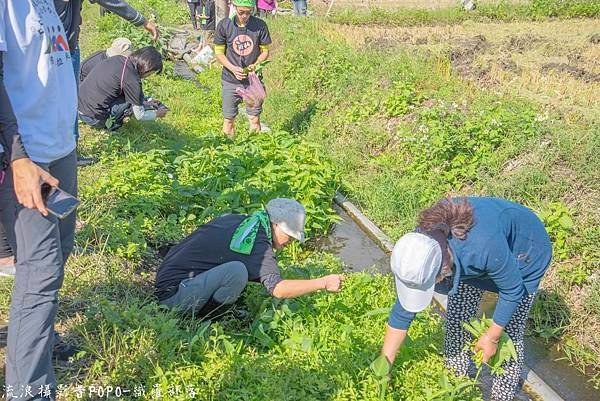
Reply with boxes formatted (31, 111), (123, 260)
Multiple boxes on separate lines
(191, 45), (215, 67)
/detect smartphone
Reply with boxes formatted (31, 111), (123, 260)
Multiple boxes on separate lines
(41, 183), (80, 219)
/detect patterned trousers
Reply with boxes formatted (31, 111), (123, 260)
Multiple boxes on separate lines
(444, 282), (535, 401)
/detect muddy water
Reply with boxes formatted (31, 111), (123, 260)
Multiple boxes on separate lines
(318, 205), (389, 273)
(322, 209), (600, 401)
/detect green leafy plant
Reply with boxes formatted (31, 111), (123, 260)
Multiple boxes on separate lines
(376, 100), (541, 188)
(79, 131), (340, 260)
(243, 60), (271, 75)
(527, 289), (569, 341)
(538, 202), (574, 261)
(383, 81), (422, 118)
(463, 316), (518, 375)
(424, 372), (478, 401)
(557, 263), (588, 286)
(370, 355), (391, 401)
(71, 256), (484, 400)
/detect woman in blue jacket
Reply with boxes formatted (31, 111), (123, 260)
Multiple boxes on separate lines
(381, 197), (552, 401)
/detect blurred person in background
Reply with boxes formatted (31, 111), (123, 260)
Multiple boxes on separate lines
(257, 0), (277, 17)
(292, 0), (307, 16)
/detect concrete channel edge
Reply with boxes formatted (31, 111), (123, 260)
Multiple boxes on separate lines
(332, 192), (564, 401)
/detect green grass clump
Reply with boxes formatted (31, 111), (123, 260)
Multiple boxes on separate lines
(79, 130), (339, 259)
(71, 255), (481, 401)
(330, 0), (600, 26)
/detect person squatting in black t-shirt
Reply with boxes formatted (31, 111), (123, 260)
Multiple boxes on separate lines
(79, 37), (133, 83)
(78, 46), (168, 131)
(155, 198), (345, 318)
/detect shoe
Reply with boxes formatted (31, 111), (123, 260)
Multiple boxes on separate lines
(0, 263), (15, 277)
(77, 155), (98, 167)
(260, 123), (271, 133)
(53, 333), (80, 362)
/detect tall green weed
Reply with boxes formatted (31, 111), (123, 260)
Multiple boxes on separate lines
(79, 131), (339, 259)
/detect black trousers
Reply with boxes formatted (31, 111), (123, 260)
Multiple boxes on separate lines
(189, 0), (215, 30)
(0, 220), (12, 259)
(188, 1), (202, 29)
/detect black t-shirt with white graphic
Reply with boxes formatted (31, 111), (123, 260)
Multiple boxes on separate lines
(214, 15), (272, 85)
(154, 214), (283, 301)
(78, 55), (144, 122)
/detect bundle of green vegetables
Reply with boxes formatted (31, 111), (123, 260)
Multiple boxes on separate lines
(243, 60), (271, 75)
(463, 316), (518, 375)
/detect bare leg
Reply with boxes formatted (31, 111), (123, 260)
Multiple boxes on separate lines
(248, 115), (261, 132)
(223, 118), (235, 138)
(0, 256), (14, 265)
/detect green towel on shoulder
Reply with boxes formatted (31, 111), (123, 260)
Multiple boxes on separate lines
(230, 210), (272, 255)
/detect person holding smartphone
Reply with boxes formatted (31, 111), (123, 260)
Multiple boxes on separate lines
(0, 0), (79, 399)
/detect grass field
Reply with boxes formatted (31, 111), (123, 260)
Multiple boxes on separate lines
(263, 0), (600, 388)
(328, 0), (600, 25)
(0, 0), (598, 399)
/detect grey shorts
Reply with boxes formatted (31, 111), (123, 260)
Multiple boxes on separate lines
(221, 80), (263, 119)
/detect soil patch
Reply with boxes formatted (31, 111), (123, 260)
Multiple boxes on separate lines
(504, 33), (544, 53)
(498, 55), (521, 73)
(540, 63), (600, 83)
(364, 34), (411, 51)
(450, 34), (491, 82)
